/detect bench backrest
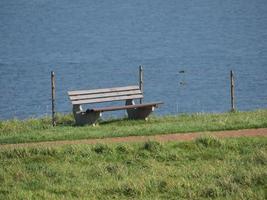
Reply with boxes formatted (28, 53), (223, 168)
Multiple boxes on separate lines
(68, 85), (143, 105)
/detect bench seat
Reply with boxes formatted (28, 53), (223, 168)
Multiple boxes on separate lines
(87, 101), (163, 112)
(68, 85), (163, 125)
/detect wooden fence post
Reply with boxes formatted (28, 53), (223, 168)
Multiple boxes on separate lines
(230, 70), (235, 112)
(139, 65), (143, 104)
(51, 71), (56, 126)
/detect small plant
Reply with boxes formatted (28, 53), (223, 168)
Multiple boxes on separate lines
(116, 144), (130, 154)
(55, 113), (75, 126)
(63, 146), (77, 155)
(201, 185), (220, 198)
(142, 141), (162, 152)
(216, 177), (239, 195)
(252, 150), (267, 165)
(233, 169), (252, 186)
(252, 171), (267, 186)
(158, 180), (168, 192)
(196, 136), (223, 148)
(121, 184), (139, 197)
(92, 144), (111, 154)
(106, 164), (120, 175)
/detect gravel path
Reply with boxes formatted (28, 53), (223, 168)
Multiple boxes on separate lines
(0, 128), (266, 149)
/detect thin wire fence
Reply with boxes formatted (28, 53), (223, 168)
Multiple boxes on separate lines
(0, 67), (266, 121)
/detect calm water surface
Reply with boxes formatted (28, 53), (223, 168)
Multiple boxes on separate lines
(0, 0), (267, 119)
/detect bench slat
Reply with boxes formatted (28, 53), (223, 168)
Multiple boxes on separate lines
(68, 85), (139, 96)
(70, 89), (142, 101)
(90, 102), (164, 112)
(72, 94), (144, 105)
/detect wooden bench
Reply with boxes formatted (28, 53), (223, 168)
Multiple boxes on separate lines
(68, 85), (163, 125)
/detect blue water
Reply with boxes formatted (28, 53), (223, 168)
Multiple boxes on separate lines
(0, 0), (267, 120)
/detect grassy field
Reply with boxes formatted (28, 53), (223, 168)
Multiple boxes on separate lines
(0, 109), (267, 144)
(0, 137), (266, 199)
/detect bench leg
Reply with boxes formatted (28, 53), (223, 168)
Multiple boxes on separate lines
(126, 99), (155, 120)
(73, 105), (101, 126)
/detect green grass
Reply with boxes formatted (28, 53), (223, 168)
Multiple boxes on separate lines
(0, 109), (267, 144)
(0, 137), (266, 199)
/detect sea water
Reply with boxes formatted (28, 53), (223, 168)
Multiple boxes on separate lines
(0, 0), (267, 119)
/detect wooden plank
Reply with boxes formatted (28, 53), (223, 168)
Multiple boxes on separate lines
(72, 94), (144, 105)
(51, 71), (56, 126)
(68, 85), (139, 96)
(230, 70), (235, 112)
(69, 90), (142, 101)
(91, 101), (164, 112)
(139, 65), (143, 104)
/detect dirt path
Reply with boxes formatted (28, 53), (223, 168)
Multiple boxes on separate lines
(0, 128), (267, 149)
